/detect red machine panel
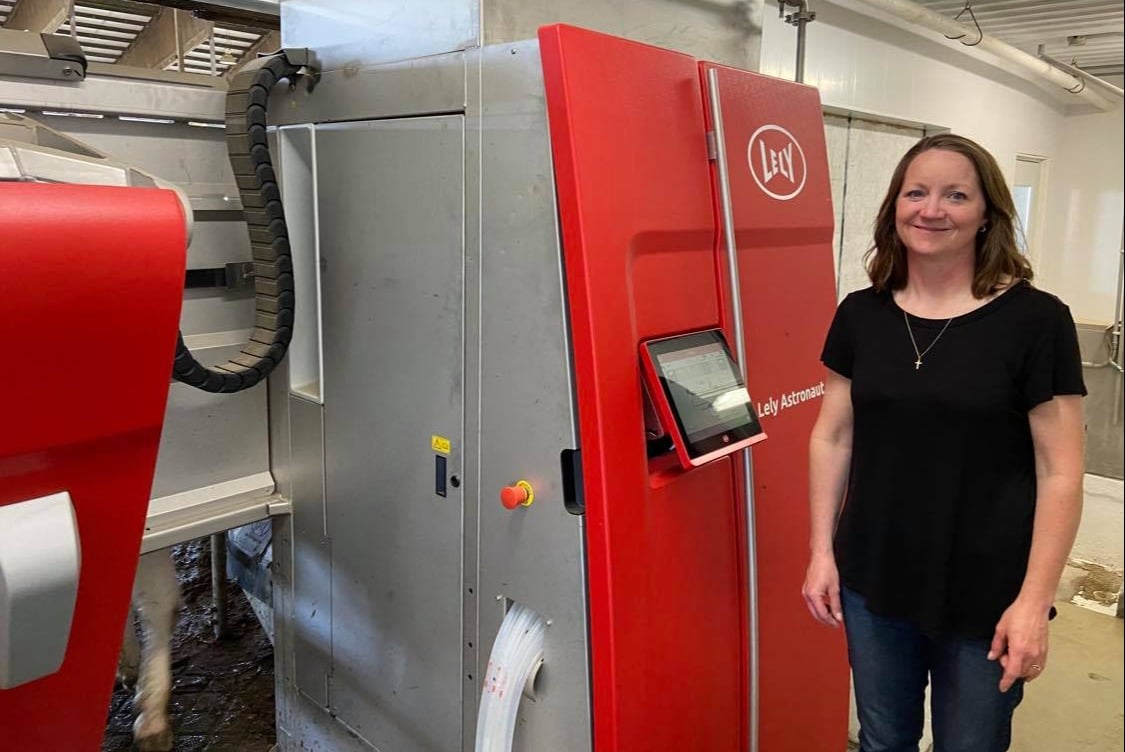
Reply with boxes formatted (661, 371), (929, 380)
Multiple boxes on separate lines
(0, 184), (186, 749)
(540, 25), (744, 751)
(540, 25), (847, 750)
(702, 62), (850, 749)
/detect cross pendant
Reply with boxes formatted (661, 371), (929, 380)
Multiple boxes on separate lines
(914, 359), (923, 370)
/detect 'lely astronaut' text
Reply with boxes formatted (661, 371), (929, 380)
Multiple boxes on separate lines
(756, 381), (825, 419)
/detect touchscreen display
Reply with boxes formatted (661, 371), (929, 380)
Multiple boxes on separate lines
(648, 331), (762, 458)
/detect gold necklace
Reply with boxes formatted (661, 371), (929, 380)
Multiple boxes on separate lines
(903, 310), (954, 370)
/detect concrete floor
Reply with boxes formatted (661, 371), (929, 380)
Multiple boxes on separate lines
(1012, 602), (1124, 752)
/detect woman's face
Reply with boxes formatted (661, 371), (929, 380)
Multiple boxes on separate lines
(895, 149), (987, 261)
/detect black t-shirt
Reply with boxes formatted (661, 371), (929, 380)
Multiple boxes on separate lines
(822, 280), (1086, 639)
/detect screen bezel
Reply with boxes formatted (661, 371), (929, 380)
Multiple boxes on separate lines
(641, 329), (765, 468)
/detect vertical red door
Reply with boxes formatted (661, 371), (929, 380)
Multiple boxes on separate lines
(541, 24), (748, 752)
(702, 62), (850, 750)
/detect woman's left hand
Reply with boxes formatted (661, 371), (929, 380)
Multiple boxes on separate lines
(988, 597), (1051, 692)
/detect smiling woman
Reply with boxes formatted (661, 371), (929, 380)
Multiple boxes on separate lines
(895, 149), (987, 260)
(803, 133), (1087, 752)
(867, 133), (1033, 303)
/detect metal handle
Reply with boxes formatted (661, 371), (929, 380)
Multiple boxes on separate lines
(706, 66), (760, 752)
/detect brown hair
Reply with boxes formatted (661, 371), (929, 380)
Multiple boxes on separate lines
(865, 133), (1032, 297)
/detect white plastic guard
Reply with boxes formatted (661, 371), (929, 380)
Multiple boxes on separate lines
(0, 491), (81, 689)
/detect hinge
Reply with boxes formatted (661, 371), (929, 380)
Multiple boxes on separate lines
(706, 131), (718, 161)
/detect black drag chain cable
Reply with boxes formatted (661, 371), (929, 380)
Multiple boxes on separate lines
(173, 50), (315, 393)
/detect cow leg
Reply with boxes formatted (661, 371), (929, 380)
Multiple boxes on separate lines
(132, 549), (181, 752)
(117, 604), (141, 686)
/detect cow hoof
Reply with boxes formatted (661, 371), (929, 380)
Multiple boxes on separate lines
(135, 729), (173, 752)
(134, 717), (173, 752)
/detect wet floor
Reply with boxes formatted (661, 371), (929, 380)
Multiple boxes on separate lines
(102, 539), (276, 752)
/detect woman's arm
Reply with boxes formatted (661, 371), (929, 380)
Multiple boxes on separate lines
(989, 394), (1085, 691)
(802, 370), (854, 627)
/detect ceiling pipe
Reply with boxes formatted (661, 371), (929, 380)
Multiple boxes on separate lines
(1037, 45), (1124, 99)
(845, 0), (1117, 111)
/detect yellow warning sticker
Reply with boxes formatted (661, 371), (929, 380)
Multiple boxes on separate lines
(431, 435), (452, 455)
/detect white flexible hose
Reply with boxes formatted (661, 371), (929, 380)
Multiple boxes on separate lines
(475, 602), (547, 752)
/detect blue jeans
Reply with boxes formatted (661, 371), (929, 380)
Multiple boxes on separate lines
(841, 586), (1024, 752)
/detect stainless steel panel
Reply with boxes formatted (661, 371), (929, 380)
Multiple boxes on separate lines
(151, 381), (269, 499)
(460, 47), (485, 748)
(267, 351), (294, 520)
(141, 473), (282, 552)
(179, 291), (257, 337)
(273, 647), (380, 752)
(180, 330), (253, 367)
(271, 52), (466, 128)
(275, 0), (764, 74)
(483, 0), (765, 69)
(49, 118), (236, 201)
(153, 322), (270, 500)
(276, 125), (323, 402)
(0, 73), (225, 121)
(186, 219), (253, 270)
(281, 0), (477, 71)
(473, 41), (591, 752)
(289, 395), (332, 707)
(317, 115), (465, 751)
(271, 329), (369, 749)
(83, 62), (232, 89)
(0, 27), (51, 57)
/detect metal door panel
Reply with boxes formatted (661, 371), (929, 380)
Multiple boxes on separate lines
(316, 115), (464, 752)
(472, 41), (592, 752)
(289, 395), (331, 707)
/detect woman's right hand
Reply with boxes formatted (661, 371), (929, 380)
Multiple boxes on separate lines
(802, 551), (844, 628)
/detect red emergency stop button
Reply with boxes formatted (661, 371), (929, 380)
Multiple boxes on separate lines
(500, 480), (535, 510)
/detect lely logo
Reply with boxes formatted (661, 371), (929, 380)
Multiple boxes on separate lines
(747, 124), (806, 201)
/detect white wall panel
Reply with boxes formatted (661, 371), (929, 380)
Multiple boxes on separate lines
(837, 119), (925, 299)
(767, 3), (1122, 323)
(1038, 104), (1124, 325)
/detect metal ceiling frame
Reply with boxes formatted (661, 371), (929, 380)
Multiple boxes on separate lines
(0, 0), (275, 77)
(916, 0), (1124, 77)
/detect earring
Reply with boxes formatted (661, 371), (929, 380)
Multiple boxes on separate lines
(978, 224), (988, 234)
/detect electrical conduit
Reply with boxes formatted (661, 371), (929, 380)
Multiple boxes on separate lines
(844, 0), (1117, 111)
(475, 602), (547, 752)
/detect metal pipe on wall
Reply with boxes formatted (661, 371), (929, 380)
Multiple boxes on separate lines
(779, 0), (816, 83)
(1037, 46), (1124, 100)
(844, 0), (1117, 111)
(796, 16), (807, 82)
(211, 533), (227, 639)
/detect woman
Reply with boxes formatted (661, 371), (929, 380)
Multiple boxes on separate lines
(802, 134), (1085, 751)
